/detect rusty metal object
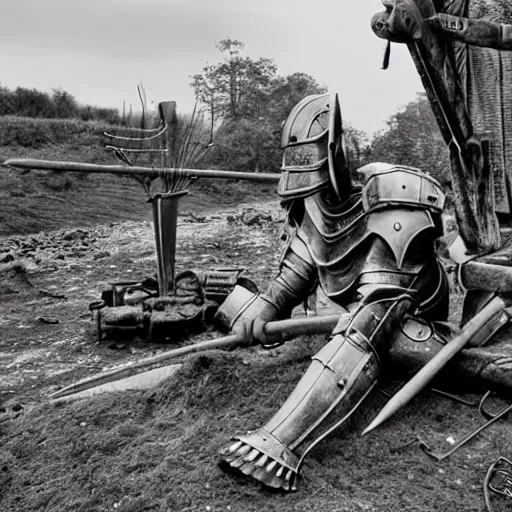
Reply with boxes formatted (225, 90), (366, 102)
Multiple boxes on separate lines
(420, 392), (512, 462)
(91, 271), (205, 343)
(92, 271), (257, 343)
(484, 457), (512, 511)
(2, 158), (281, 182)
(196, 269), (258, 303)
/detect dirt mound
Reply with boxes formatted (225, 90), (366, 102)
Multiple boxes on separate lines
(0, 347), (310, 512)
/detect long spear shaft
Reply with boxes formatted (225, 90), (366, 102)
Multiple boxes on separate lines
(3, 158), (281, 182)
(49, 314), (339, 400)
(362, 296), (507, 435)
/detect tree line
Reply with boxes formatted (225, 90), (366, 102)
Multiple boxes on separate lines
(190, 38), (329, 173)
(0, 85), (120, 124)
(370, 92), (449, 187)
(191, 39), (448, 185)
(2, 39), (450, 186)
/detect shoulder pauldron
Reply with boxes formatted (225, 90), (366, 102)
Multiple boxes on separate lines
(302, 199), (437, 270)
(296, 166), (444, 299)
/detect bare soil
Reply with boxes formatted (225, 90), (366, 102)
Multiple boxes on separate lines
(0, 198), (511, 511)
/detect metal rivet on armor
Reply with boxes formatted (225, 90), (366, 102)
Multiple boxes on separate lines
(394, 222), (402, 231)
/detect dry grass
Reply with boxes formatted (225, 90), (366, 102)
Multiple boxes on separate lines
(0, 117), (276, 236)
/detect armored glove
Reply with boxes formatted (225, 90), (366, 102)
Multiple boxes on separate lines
(230, 294), (285, 347)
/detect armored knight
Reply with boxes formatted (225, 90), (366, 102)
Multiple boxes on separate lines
(216, 93), (452, 491)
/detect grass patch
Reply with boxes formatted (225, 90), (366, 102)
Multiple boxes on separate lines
(0, 116), (111, 148)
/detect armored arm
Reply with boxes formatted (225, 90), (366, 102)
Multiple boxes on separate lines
(265, 226), (318, 312)
(215, 221), (318, 343)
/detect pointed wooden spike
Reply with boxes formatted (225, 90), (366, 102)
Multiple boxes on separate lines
(362, 297), (505, 435)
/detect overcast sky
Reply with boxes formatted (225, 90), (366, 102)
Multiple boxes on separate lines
(1, 0), (424, 135)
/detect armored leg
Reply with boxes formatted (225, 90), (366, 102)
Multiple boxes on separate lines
(220, 292), (414, 491)
(386, 311), (511, 394)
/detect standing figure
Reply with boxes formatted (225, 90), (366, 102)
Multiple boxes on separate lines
(217, 93), (449, 491)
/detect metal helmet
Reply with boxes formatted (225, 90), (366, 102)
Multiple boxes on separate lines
(277, 92), (350, 201)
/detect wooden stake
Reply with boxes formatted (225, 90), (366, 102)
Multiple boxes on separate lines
(362, 296), (507, 435)
(49, 315), (339, 400)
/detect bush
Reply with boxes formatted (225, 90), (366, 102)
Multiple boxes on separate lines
(0, 84), (120, 123)
(0, 116), (115, 148)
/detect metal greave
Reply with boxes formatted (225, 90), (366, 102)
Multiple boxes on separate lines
(220, 292), (414, 491)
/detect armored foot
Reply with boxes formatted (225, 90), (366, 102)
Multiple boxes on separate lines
(220, 429), (300, 491)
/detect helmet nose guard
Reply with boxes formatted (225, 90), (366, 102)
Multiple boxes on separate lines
(278, 93), (350, 201)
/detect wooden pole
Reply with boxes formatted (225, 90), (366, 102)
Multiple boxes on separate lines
(151, 190), (188, 295)
(48, 314), (339, 400)
(3, 158), (281, 182)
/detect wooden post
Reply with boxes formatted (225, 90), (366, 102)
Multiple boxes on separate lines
(158, 101), (177, 168)
(371, 0), (502, 253)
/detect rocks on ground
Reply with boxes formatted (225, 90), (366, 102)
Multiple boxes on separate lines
(0, 226), (119, 272)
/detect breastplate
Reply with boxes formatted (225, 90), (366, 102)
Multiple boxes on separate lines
(298, 191), (441, 301)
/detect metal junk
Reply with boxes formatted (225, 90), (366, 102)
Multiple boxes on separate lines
(3, 100), (277, 343)
(484, 457), (512, 511)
